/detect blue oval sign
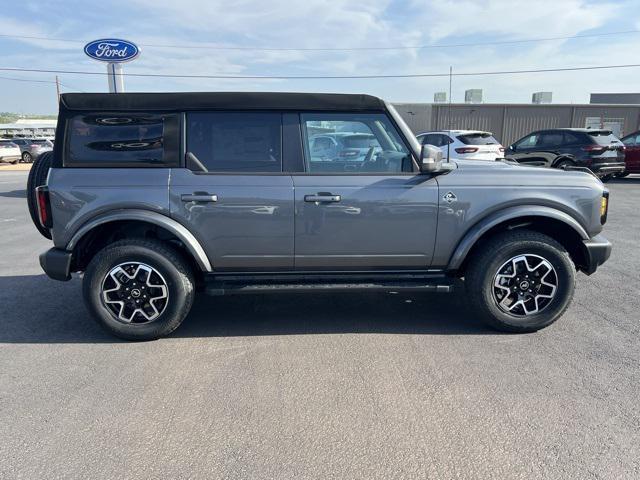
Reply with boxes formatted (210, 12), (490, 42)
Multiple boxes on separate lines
(84, 39), (140, 63)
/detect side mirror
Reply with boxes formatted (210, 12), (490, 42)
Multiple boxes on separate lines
(420, 144), (443, 173)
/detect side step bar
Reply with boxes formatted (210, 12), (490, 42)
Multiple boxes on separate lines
(204, 276), (454, 296)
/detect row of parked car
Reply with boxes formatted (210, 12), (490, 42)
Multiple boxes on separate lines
(0, 137), (53, 164)
(416, 128), (640, 180)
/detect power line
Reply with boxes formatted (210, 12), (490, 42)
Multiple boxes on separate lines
(0, 29), (638, 52)
(0, 74), (85, 92)
(1, 63), (640, 80)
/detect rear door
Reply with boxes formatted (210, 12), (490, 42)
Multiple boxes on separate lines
(170, 111), (295, 271)
(293, 112), (438, 270)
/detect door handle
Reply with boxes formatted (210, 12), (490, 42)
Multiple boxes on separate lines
(181, 194), (218, 202)
(304, 194), (341, 203)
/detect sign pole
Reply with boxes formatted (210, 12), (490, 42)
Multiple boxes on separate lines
(107, 63), (125, 93)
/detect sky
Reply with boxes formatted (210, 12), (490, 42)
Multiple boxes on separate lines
(0, 0), (639, 115)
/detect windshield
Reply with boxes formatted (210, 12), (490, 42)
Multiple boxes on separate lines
(342, 135), (380, 149)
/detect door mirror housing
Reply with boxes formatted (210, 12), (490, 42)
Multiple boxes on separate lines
(420, 144), (443, 173)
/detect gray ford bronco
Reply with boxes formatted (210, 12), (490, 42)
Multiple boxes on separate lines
(30, 92), (612, 340)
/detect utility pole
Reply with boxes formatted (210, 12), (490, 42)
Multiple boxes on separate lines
(55, 75), (60, 102)
(447, 66), (453, 162)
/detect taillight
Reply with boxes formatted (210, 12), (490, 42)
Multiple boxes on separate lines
(36, 186), (52, 229)
(455, 147), (479, 154)
(582, 145), (606, 154)
(499, 147), (505, 152)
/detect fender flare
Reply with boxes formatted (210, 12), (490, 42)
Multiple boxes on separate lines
(66, 209), (212, 271)
(447, 205), (589, 271)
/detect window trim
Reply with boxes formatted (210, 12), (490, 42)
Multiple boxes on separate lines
(63, 112), (180, 168)
(298, 111), (418, 176)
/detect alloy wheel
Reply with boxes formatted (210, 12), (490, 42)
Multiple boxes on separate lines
(492, 254), (558, 316)
(101, 262), (169, 324)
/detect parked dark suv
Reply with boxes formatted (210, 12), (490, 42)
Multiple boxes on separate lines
(505, 128), (625, 180)
(30, 92), (612, 340)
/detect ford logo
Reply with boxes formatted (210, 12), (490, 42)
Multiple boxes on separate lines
(84, 39), (140, 63)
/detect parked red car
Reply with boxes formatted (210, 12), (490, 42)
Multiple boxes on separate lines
(620, 131), (640, 176)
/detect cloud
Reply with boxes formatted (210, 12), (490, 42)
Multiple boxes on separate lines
(0, 0), (636, 113)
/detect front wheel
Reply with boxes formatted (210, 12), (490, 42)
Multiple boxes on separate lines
(83, 239), (195, 340)
(465, 230), (576, 333)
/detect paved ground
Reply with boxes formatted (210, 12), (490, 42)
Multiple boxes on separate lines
(1, 170), (638, 479)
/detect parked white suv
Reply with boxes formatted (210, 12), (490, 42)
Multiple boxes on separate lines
(417, 130), (504, 161)
(0, 140), (22, 164)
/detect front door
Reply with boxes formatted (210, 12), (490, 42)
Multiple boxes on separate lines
(293, 112), (439, 270)
(170, 112), (294, 271)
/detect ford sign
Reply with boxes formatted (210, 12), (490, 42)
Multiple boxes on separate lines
(84, 39), (140, 63)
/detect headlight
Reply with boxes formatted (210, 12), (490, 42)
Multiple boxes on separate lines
(600, 191), (609, 224)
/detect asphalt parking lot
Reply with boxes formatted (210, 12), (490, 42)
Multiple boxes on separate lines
(0, 170), (638, 479)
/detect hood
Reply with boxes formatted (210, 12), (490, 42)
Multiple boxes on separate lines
(448, 158), (604, 189)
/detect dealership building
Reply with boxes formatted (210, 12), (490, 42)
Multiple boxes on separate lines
(393, 102), (640, 145)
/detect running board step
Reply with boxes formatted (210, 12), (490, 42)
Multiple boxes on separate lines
(204, 280), (454, 296)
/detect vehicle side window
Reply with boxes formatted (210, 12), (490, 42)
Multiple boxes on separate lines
(563, 132), (583, 144)
(441, 135), (454, 145)
(186, 112), (282, 173)
(538, 132), (564, 148)
(622, 135), (638, 146)
(421, 134), (443, 146)
(67, 114), (174, 167)
(514, 134), (539, 149)
(301, 113), (413, 174)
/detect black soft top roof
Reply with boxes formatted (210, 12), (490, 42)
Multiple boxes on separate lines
(60, 92), (387, 112)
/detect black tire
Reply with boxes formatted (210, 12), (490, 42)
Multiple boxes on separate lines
(616, 172), (629, 178)
(554, 158), (574, 170)
(83, 238), (195, 341)
(465, 230), (576, 333)
(22, 151), (33, 163)
(601, 175), (613, 183)
(26, 150), (53, 239)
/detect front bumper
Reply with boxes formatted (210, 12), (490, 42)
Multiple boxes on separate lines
(39, 248), (73, 281)
(582, 234), (612, 275)
(0, 155), (20, 163)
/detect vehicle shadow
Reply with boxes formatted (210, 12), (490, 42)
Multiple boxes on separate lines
(0, 274), (495, 344)
(0, 189), (27, 198)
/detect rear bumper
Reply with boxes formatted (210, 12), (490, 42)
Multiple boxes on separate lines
(590, 161), (626, 176)
(0, 155), (20, 163)
(39, 248), (73, 281)
(582, 234), (612, 275)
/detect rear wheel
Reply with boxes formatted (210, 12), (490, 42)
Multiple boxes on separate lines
(554, 159), (574, 170)
(22, 152), (33, 163)
(465, 230), (576, 333)
(26, 151), (53, 239)
(83, 238), (195, 341)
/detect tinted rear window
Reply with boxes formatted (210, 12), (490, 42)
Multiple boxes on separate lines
(588, 131), (621, 145)
(457, 133), (499, 145)
(67, 114), (169, 166)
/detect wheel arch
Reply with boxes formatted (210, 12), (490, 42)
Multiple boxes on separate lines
(449, 206), (590, 273)
(67, 210), (212, 272)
